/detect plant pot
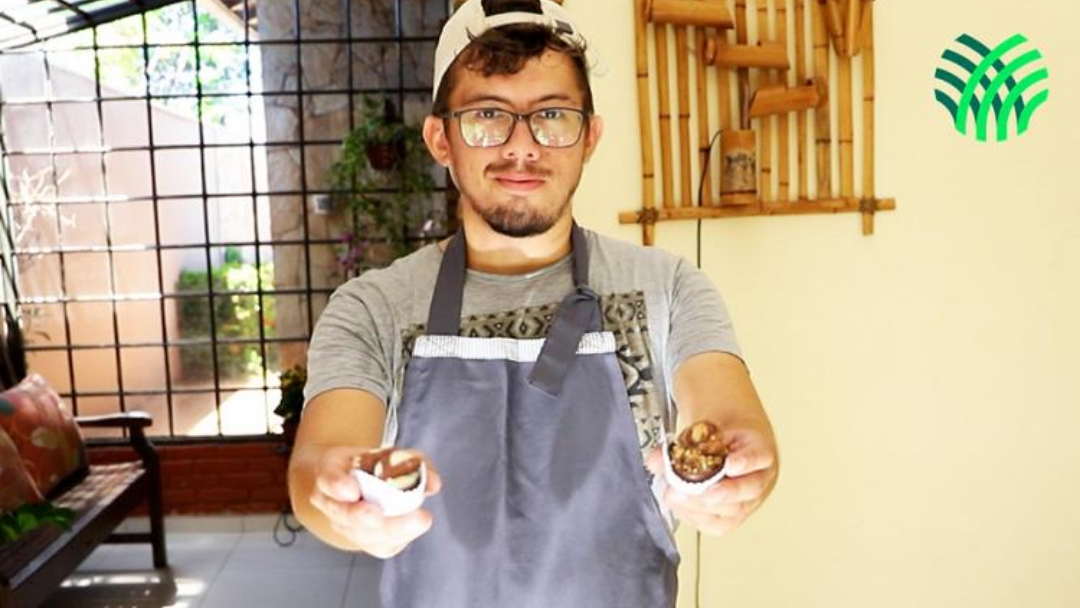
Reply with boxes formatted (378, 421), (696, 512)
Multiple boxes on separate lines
(365, 140), (406, 171)
(281, 418), (300, 448)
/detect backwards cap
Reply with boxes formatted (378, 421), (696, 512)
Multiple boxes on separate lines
(432, 0), (606, 99)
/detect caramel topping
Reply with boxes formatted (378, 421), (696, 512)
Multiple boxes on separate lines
(354, 448), (421, 480)
(679, 421), (720, 447)
(669, 421), (727, 483)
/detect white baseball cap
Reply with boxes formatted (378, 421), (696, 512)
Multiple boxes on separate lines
(432, 0), (607, 100)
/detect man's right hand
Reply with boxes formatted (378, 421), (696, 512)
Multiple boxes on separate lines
(307, 446), (442, 559)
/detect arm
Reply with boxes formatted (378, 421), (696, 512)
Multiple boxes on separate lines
(288, 388), (441, 556)
(647, 351), (779, 536)
(642, 256), (779, 535)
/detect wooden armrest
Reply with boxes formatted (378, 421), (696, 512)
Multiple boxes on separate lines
(76, 411), (153, 430)
(76, 412), (159, 472)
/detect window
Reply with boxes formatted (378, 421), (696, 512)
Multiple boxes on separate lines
(0, 0), (450, 438)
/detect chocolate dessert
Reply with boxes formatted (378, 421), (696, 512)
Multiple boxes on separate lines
(353, 448), (423, 492)
(668, 421), (727, 483)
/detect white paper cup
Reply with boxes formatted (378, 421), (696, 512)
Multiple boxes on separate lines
(352, 461), (427, 517)
(662, 438), (726, 496)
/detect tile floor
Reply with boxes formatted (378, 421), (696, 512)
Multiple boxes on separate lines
(41, 515), (384, 608)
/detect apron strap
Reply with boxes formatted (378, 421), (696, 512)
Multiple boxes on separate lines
(569, 218), (590, 289)
(425, 222), (601, 396)
(526, 282), (600, 396)
(426, 226), (468, 336)
(527, 224), (600, 396)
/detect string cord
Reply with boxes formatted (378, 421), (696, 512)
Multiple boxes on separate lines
(693, 127), (724, 607)
(696, 128), (724, 270)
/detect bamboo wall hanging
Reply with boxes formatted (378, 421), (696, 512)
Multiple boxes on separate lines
(624, 0), (894, 245)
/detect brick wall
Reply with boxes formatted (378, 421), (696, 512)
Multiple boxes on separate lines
(88, 440), (291, 515)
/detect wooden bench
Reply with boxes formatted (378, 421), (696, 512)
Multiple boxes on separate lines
(0, 411), (167, 608)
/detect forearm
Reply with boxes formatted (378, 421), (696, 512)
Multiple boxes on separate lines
(673, 350), (779, 502)
(286, 388), (388, 552)
(672, 351), (772, 436)
(288, 443), (366, 552)
(656, 351), (780, 534)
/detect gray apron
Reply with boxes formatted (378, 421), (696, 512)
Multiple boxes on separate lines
(381, 224), (679, 607)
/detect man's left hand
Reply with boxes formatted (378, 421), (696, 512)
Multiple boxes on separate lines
(646, 424), (778, 537)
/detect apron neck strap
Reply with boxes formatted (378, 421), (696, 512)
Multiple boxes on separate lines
(426, 222), (593, 336)
(426, 226), (468, 336)
(569, 221), (590, 289)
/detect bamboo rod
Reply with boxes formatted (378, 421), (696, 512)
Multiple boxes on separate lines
(845, 0), (861, 57)
(734, 0), (750, 116)
(717, 33), (734, 207)
(757, 0), (773, 202)
(822, 0), (846, 56)
(655, 22), (676, 209)
(749, 80), (824, 118)
(857, 0), (873, 53)
(861, 1), (875, 235)
(811, 0), (832, 197)
(635, 0), (657, 245)
(838, 51), (854, 201)
(713, 42), (735, 127)
(676, 24), (693, 207)
(619, 196), (896, 223)
(704, 40), (789, 69)
(795, 0), (809, 199)
(777, 0), (790, 201)
(646, 0), (736, 28)
(715, 31), (733, 207)
(695, 26), (713, 207)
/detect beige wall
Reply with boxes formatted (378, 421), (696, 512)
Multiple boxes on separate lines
(570, 1), (1080, 607)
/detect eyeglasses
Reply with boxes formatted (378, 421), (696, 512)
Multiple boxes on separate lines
(442, 107), (589, 148)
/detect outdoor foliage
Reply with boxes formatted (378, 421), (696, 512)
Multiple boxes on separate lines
(56, 2), (250, 126)
(329, 96), (436, 275)
(176, 248), (275, 380)
(0, 502), (74, 545)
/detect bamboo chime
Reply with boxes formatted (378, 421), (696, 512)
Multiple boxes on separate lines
(624, 0), (894, 245)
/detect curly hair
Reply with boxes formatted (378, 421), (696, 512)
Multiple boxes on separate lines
(432, 8), (594, 116)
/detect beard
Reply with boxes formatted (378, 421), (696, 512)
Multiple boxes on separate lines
(477, 194), (569, 237)
(465, 159), (580, 238)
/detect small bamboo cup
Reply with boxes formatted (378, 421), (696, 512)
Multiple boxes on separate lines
(720, 129), (758, 206)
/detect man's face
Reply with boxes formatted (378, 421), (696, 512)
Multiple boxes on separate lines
(423, 49), (603, 238)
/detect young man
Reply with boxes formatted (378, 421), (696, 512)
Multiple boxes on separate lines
(290, 0), (778, 605)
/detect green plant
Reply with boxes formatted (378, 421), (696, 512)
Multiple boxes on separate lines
(273, 364), (307, 422)
(0, 502), (75, 545)
(62, 2), (248, 127)
(329, 96), (436, 274)
(176, 248), (276, 380)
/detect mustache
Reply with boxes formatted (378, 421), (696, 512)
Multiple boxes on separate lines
(485, 160), (552, 178)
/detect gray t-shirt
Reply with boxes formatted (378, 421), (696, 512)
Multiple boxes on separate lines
(305, 227), (743, 457)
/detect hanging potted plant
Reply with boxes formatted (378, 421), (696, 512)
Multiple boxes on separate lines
(328, 95), (437, 276)
(362, 98), (408, 171)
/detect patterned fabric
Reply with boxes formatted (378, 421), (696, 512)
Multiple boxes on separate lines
(0, 374), (87, 496)
(400, 291), (669, 454)
(0, 425), (44, 511)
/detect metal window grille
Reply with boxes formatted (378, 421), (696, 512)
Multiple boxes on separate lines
(0, 0), (450, 440)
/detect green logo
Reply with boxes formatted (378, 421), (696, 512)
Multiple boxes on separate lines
(934, 34), (1049, 142)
